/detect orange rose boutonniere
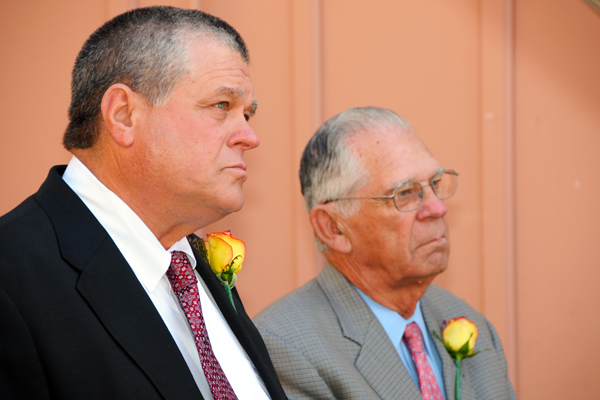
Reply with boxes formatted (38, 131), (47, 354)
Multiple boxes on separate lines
(188, 231), (245, 311)
(433, 317), (487, 400)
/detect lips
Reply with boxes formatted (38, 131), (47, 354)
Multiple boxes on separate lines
(224, 164), (248, 181)
(419, 234), (447, 248)
(226, 163), (247, 171)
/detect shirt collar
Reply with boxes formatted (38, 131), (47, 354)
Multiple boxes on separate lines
(355, 287), (433, 352)
(62, 156), (197, 292)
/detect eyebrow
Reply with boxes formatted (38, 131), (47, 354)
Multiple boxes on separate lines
(212, 86), (258, 116)
(249, 99), (258, 116)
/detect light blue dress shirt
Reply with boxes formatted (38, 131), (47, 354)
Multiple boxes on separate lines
(356, 288), (447, 399)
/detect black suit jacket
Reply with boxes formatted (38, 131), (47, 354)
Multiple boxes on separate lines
(0, 166), (287, 400)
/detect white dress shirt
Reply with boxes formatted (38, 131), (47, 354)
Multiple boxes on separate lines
(63, 156), (270, 400)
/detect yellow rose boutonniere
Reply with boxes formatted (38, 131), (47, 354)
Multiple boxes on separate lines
(188, 231), (245, 311)
(433, 317), (487, 400)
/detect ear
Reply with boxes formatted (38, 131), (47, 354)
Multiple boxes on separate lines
(309, 205), (352, 254)
(100, 83), (139, 147)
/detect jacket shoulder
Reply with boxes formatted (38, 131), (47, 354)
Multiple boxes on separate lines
(0, 165), (68, 240)
(254, 278), (332, 331)
(0, 195), (40, 230)
(0, 195), (54, 256)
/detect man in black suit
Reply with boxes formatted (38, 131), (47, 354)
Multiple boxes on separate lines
(0, 6), (286, 400)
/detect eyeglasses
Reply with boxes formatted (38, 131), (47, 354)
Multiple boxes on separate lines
(324, 168), (459, 212)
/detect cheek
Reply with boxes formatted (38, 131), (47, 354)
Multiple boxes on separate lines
(191, 125), (228, 160)
(376, 218), (414, 258)
(392, 217), (418, 252)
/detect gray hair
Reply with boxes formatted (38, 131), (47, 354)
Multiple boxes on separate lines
(299, 107), (413, 250)
(63, 6), (249, 150)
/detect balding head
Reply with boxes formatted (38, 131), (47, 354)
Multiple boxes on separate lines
(300, 107), (415, 213)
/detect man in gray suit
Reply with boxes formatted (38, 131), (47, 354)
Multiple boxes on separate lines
(254, 107), (516, 399)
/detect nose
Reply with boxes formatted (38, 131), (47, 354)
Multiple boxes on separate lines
(417, 185), (447, 220)
(227, 116), (260, 150)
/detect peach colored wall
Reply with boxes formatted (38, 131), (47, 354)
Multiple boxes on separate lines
(1, 1), (600, 398)
(515, 1), (600, 398)
(0, 0), (101, 210)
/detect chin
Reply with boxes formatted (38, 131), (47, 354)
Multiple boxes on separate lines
(426, 252), (449, 274)
(218, 194), (245, 215)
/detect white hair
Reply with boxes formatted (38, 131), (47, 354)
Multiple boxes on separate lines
(299, 107), (413, 250)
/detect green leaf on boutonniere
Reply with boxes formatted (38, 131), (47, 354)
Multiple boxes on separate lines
(187, 233), (209, 265)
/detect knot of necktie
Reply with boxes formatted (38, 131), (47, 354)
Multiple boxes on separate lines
(403, 321), (426, 354)
(166, 251), (197, 291)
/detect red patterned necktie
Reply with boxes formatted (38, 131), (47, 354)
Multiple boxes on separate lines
(403, 322), (444, 400)
(166, 251), (239, 400)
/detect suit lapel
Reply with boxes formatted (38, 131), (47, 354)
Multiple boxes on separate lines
(35, 166), (202, 400)
(77, 240), (202, 399)
(192, 249), (252, 350)
(191, 237), (287, 399)
(355, 320), (423, 400)
(318, 264), (422, 400)
(421, 289), (476, 400)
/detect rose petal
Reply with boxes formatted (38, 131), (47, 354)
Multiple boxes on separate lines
(442, 317), (479, 353)
(206, 235), (233, 273)
(210, 232), (245, 273)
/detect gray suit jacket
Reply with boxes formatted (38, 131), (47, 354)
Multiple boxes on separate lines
(254, 264), (516, 399)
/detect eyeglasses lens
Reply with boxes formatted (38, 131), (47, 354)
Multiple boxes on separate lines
(393, 183), (423, 211)
(434, 172), (458, 200)
(393, 172), (458, 211)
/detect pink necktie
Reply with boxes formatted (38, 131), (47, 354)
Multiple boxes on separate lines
(166, 251), (239, 400)
(403, 322), (444, 400)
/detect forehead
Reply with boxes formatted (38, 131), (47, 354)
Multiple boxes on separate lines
(349, 129), (441, 187)
(184, 37), (252, 87)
